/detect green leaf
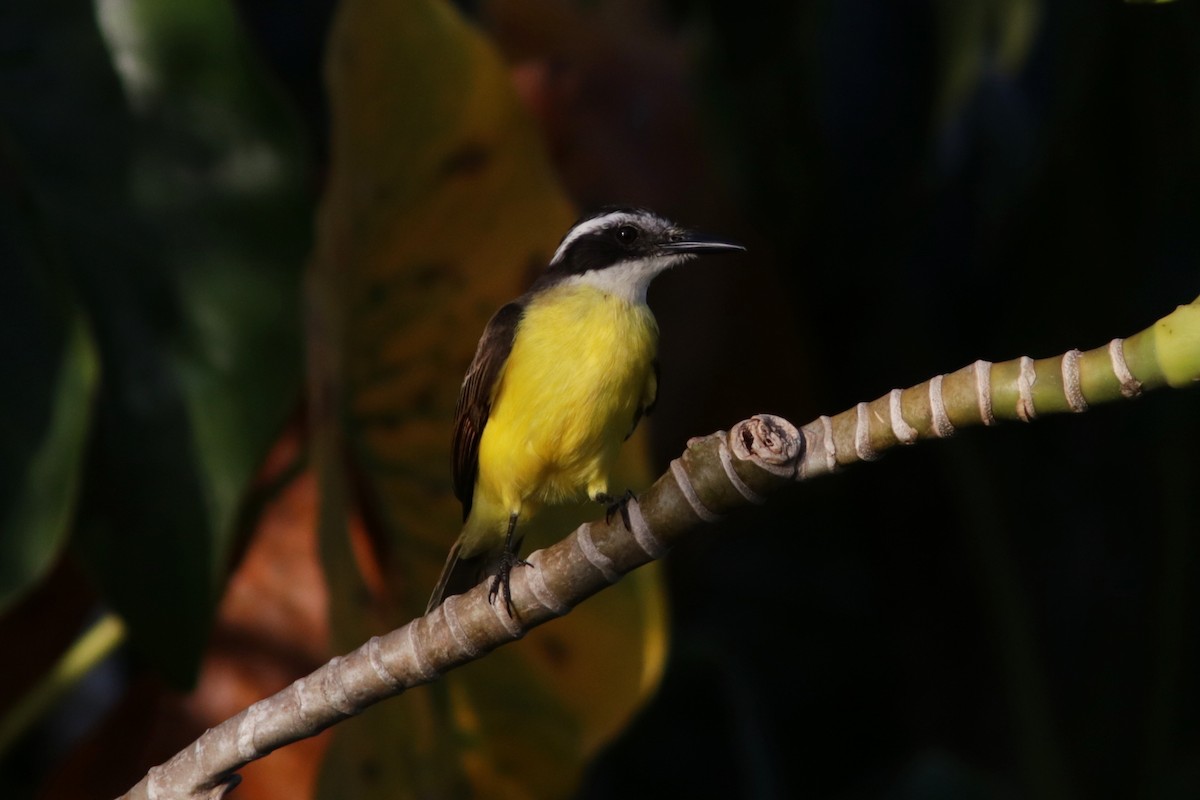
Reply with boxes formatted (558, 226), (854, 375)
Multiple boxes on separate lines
(0, 0), (309, 686)
(0, 150), (97, 614)
(931, 0), (1040, 127)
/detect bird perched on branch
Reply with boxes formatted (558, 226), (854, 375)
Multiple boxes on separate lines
(427, 207), (744, 614)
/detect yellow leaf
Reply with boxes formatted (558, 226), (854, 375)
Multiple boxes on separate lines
(307, 0), (667, 796)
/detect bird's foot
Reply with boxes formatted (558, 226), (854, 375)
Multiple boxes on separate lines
(595, 489), (636, 530)
(487, 549), (530, 616)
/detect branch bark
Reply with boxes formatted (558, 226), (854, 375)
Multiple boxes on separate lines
(117, 296), (1200, 800)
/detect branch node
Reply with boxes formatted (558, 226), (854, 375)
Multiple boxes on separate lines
(626, 497), (668, 558)
(718, 438), (767, 503)
(1062, 349), (1088, 412)
(974, 360), (996, 425)
(367, 635), (404, 690)
(798, 414), (839, 479)
(146, 765), (166, 800)
(929, 375), (955, 437)
(1109, 338), (1143, 397)
(405, 620), (443, 681)
(292, 678), (315, 725)
(235, 701), (267, 761)
(576, 523), (620, 583)
(669, 458), (722, 522)
(524, 551), (572, 614)
(487, 591), (525, 638)
(889, 388), (918, 444)
(1017, 356), (1038, 421)
(854, 402), (880, 461)
(441, 595), (482, 657)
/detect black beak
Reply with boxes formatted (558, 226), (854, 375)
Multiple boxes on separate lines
(659, 232), (746, 255)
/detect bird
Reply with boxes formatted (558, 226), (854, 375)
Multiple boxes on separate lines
(426, 207), (745, 614)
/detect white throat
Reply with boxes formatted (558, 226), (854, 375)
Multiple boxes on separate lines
(562, 254), (687, 305)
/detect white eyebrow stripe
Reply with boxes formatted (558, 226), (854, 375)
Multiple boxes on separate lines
(550, 211), (644, 265)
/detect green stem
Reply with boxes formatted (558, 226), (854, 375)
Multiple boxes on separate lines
(0, 612), (126, 755)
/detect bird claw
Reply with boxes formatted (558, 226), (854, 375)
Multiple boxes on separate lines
(487, 549), (530, 616)
(596, 489), (636, 530)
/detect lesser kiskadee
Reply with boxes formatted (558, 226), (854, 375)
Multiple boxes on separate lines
(427, 207), (744, 613)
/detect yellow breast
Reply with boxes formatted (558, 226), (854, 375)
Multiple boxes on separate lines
(475, 282), (658, 517)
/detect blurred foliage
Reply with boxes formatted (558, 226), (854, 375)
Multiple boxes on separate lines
(3, 0), (1200, 798)
(0, 0), (309, 688)
(0, 171), (97, 618)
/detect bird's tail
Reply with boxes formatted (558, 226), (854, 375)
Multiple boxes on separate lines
(428, 498), (526, 613)
(426, 537), (488, 613)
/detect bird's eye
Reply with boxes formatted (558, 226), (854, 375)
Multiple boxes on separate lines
(615, 225), (640, 245)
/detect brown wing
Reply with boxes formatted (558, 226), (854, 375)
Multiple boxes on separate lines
(452, 302), (524, 519)
(626, 358), (659, 440)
